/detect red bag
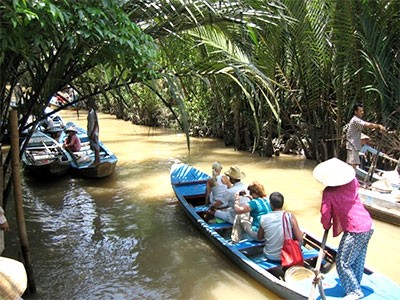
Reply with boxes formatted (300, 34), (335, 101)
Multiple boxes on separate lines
(281, 212), (303, 267)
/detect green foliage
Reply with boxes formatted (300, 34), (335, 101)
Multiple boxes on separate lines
(1, 0), (399, 160)
(0, 0), (158, 137)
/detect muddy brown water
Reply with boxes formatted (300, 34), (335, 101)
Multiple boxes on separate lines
(3, 110), (399, 300)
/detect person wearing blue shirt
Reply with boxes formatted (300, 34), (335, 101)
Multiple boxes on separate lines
(359, 133), (387, 170)
(231, 181), (272, 243)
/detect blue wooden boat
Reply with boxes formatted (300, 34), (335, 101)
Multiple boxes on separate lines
(61, 121), (118, 178)
(170, 163), (400, 299)
(22, 130), (71, 177)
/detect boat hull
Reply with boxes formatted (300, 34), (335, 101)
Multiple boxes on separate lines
(74, 161), (116, 178)
(23, 160), (70, 177)
(359, 187), (400, 226)
(61, 121), (118, 178)
(22, 131), (72, 178)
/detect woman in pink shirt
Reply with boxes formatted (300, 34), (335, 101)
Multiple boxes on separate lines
(313, 158), (373, 300)
(63, 126), (81, 152)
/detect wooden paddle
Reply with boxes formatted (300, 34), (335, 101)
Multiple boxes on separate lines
(308, 229), (329, 300)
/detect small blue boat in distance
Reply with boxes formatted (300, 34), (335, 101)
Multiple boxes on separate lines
(61, 121), (118, 178)
(170, 163), (400, 300)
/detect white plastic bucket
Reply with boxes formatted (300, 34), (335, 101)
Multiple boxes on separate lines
(284, 265), (315, 295)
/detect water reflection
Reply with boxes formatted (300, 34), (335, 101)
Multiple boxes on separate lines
(3, 110), (398, 300)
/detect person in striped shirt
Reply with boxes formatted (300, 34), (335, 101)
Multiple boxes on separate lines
(346, 103), (385, 168)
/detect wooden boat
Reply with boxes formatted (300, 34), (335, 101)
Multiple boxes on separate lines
(355, 166), (382, 183)
(357, 168), (400, 226)
(22, 130), (71, 177)
(358, 187), (400, 227)
(61, 121), (118, 178)
(170, 163), (400, 299)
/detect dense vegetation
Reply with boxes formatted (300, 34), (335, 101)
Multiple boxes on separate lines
(1, 0), (399, 163)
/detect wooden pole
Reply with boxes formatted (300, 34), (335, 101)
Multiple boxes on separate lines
(308, 229), (329, 300)
(0, 144), (4, 254)
(9, 108), (36, 293)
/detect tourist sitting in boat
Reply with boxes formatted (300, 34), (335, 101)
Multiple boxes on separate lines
(257, 192), (303, 262)
(63, 126), (81, 153)
(205, 166), (247, 224)
(231, 181), (272, 243)
(205, 161), (231, 206)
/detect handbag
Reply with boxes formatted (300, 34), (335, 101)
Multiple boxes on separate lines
(281, 212), (303, 267)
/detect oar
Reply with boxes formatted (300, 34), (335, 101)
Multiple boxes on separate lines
(308, 229), (329, 300)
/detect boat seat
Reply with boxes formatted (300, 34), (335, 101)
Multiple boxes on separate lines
(33, 154), (56, 160)
(194, 205), (209, 213)
(77, 141), (92, 154)
(302, 246), (319, 260)
(254, 246), (320, 271)
(27, 145), (59, 150)
(258, 259), (281, 270)
(208, 222), (232, 231)
(234, 239), (264, 251)
(74, 142), (93, 157)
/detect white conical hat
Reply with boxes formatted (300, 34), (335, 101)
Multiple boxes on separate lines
(0, 257), (27, 300)
(313, 158), (356, 187)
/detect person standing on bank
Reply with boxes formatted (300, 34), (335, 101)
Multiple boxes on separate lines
(346, 103), (385, 168)
(313, 158), (374, 300)
(87, 99), (100, 166)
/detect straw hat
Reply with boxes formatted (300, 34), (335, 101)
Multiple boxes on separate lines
(313, 158), (355, 187)
(224, 166), (246, 180)
(0, 257), (27, 300)
(371, 178), (393, 193)
(65, 126), (77, 133)
(361, 133), (370, 140)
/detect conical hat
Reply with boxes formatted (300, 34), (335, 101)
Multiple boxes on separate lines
(65, 126), (77, 133)
(313, 158), (355, 187)
(0, 257), (27, 300)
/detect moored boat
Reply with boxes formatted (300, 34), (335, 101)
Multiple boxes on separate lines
(60, 122), (117, 178)
(358, 186), (400, 227)
(355, 166), (383, 183)
(170, 163), (400, 299)
(22, 130), (71, 177)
